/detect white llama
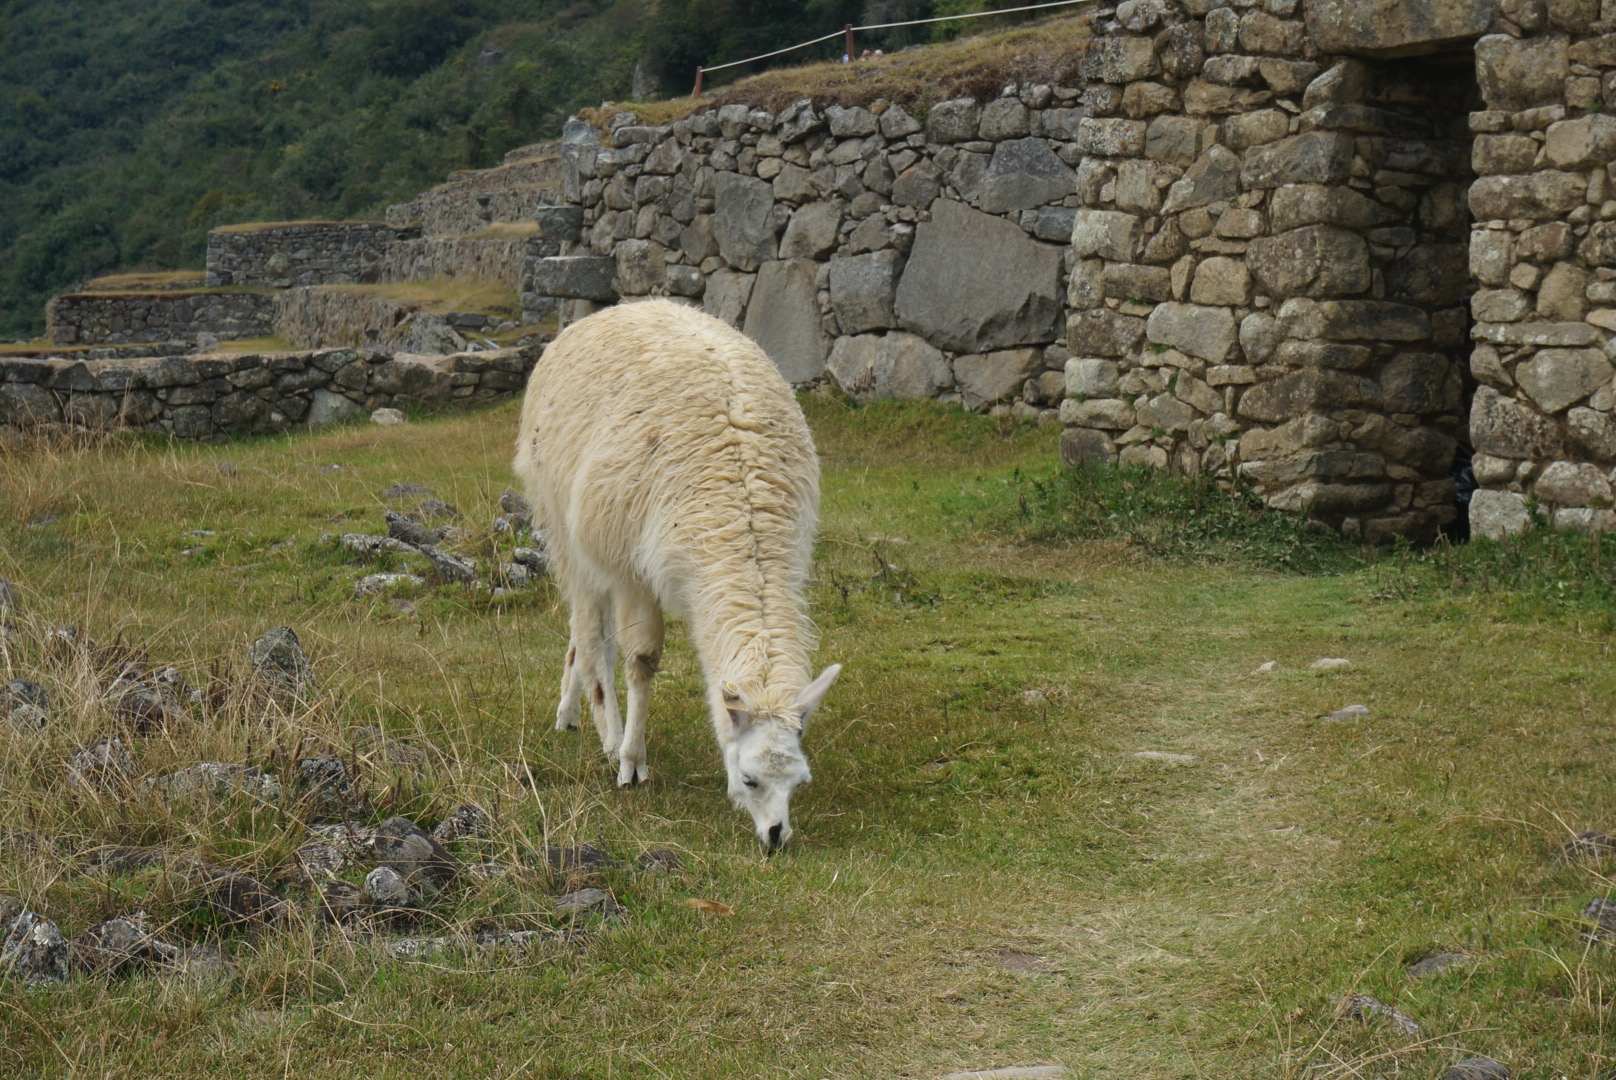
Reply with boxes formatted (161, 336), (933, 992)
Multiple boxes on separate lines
(512, 299), (839, 851)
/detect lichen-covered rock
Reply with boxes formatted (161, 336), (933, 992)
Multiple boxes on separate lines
(1, 909), (69, 985)
(895, 200), (1061, 353)
(742, 259), (827, 383)
(248, 626), (316, 697)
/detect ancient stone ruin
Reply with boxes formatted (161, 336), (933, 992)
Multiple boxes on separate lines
(14, 1), (1616, 544)
(520, 0), (1616, 542)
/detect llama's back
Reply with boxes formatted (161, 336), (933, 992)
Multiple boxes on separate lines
(513, 300), (819, 638)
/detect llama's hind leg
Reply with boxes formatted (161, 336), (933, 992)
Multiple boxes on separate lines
(615, 591), (663, 787)
(554, 603), (593, 732)
(586, 602), (623, 761)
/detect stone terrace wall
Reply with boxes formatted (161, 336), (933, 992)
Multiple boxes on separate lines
(534, 0), (1616, 543)
(385, 153), (565, 235)
(45, 292), (278, 346)
(206, 223), (419, 288)
(0, 345), (539, 441)
(273, 287), (515, 353)
(1464, 9), (1616, 537)
(377, 235), (533, 293)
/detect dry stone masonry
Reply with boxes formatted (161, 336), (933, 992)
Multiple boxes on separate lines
(515, 0), (1616, 542)
(206, 222), (419, 288)
(46, 291), (277, 347)
(0, 345), (538, 441)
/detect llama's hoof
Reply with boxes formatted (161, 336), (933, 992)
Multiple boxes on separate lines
(555, 714), (579, 732)
(616, 761), (648, 787)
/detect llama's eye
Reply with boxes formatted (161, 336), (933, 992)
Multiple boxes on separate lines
(743, 777), (758, 789)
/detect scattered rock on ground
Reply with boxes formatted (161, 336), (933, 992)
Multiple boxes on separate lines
(105, 666), (186, 734)
(1443, 1058), (1510, 1080)
(1583, 897), (1616, 943)
(940, 1068), (1070, 1080)
(142, 762), (282, 802)
(315, 881), (367, 925)
(371, 408), (406, 426)
(70, 915), (178, 976)
(290, 842), (351, 884)
(248, 627), (316, 698)
(497, 563), (531, 590)
(637, 849), (686, 873)
(364, 866), (415, 908)
(556, 888), (620, 917)
(1407, 952), (1472, 978)
(165, 943), (234, 984)
(498, 491), (533, 533)
(350, 725), (429, 767)
(196, 865), (287, 925)
(67, 735), (135, 788)
(369, 817), (458, 888)
(1339, 993), (1421, 1034)
(390, 926), (585, 960)
(381, 483), (435, 500)
(432, 804), (490, 845)
(1310, 657), (1351, 669)
(545, 843), (618, 872)
(1561, 831), (1616, 860)
(1133, 751), (1196, 764)
(384, 510), (441, 548)
(1, 908), (70, 985)
(2, 678), (48, 731)
(407, 499), (462, 523)
(512, 546), (548, 575)
(1254, 660), (1277, 673)
(341, 533), (417, 560)
(419, 544), (477, 584)
(296, 756), (368, 821)
(355, 573), (424, 598)
(1325, 704), (1370, 722)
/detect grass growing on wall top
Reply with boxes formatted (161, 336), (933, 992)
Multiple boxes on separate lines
(1, 397), (1615, 1078)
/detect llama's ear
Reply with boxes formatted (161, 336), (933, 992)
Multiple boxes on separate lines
(794, 664), (841, 731)
(722, 680), (753, 732)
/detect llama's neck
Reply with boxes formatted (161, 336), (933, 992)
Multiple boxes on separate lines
(687, 579), (810, 711)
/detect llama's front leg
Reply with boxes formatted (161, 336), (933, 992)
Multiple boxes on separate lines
(615, 594), (664, 787)
(588, 613), (623, 762)
(555, 639), (581, 731)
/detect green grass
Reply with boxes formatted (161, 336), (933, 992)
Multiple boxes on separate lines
(2, 398), (1616, 1079)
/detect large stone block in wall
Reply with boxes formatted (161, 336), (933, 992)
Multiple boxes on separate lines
(954, 348), (1044, 410)
(1240, 132), (1353, 189)
(1237, 369), (1381, 422)
(703, 269), (754, 327)
(1475, 34), (1572, 111)
(1470, 385), (1554, 458)
(1516, 347), (1614, 412)
(829, 251), (903, 335)
(894, 199), (1062, 353)
(1277, 298), (1431, 341)
(977, 139), (1078, 214)
(713, 173), (777, 272)
(1469, 172), (1586, 220)
(742, 259), (826, 383)
(531, 256), (616, 301)
(1248, 225), (1370, 299)
(827, 332), (953, 401)
(1146, 303), (1238, 362)
(1303, 0), (1494, 56)
(779, 200), (845, 260)
(1386, 245), (1469, 307)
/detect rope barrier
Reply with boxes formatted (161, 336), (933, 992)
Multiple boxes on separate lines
(692, 0), (1093, 97)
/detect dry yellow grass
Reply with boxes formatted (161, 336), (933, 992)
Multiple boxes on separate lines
(322, 279), (521, 318)
(598, 11), (1092, 127)
(83, 271), (207, 292)
(464, 222), (540, 240)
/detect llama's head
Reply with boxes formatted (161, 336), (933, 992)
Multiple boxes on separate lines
(722, 665), (841, 853)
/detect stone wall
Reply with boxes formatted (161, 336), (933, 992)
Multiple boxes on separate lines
(385, 153), (565, 235)
(45, 292), (278, 346)
(1462, 7), (1616, 537)
(377, 235), (534, 293)
(273, 288), (515, 353)
(206, 223), (419, 288)
(529, 0), (1616, 543)
(0, 345), (539, 441)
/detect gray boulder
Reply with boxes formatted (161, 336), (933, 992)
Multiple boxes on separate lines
(248, 626), (316, 697)
(829, 251), (904, 335)
(1, 909), (69, 985)
(742, 259), (827, 383)
(826, 332), (954, 402)
(895, 199), (1061, 353)
(713, 173), (777, 272)
(369, 816), (458, 888)
(954, 349), (1045, 410)
(977, 139), (1077, 213)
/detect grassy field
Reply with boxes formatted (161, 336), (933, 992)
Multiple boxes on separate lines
(2, 398), (1615, 1079)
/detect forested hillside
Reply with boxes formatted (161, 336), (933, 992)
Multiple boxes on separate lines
(2, 0), (960, 337)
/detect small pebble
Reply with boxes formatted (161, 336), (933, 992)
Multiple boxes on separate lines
(1133, 751), (1196, 764)
(1325, 704), (1370, 722)
(1442, 1057), (1510, 1080)
(1254, 661), (1277, 673)
(1311, 657), (1350, 669)
(1407, 952), (1472, 978)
